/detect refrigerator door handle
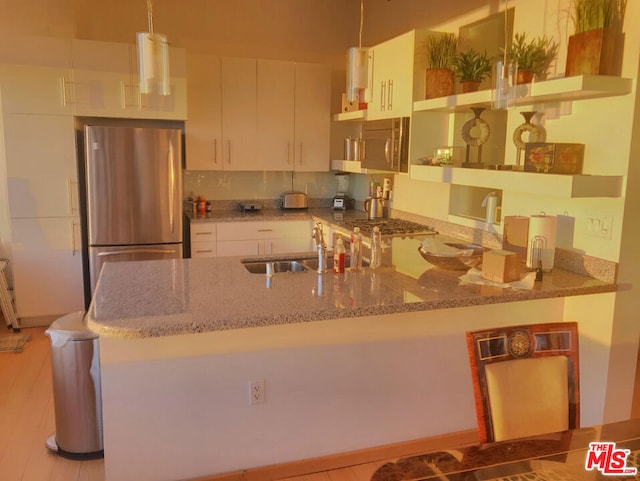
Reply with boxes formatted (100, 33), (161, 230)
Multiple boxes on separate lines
(169, 142), (175, 233)
(97, 248), (179, 257)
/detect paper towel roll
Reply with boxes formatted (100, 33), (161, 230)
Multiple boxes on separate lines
(526, 215), (557, 270)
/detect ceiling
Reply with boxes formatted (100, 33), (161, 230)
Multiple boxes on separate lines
(70, 0), (498, 63)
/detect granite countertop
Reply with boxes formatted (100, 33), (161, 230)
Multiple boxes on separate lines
(87, 230), (617, 339)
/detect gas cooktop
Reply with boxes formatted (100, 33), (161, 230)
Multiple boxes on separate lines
(344, 218), (437, 236)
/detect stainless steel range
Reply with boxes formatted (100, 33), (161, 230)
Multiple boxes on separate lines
(344, 218), (437, 236)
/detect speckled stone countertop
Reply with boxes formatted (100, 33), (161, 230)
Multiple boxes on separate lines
(87, 228), (617, 339)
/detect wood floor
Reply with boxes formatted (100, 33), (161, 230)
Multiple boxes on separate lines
(0, 327), (405, 481)
(2, 326), (639, 481)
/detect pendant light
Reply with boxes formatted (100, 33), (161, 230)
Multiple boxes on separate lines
(346, 0), (368, 102)
(492, 1), (515, 110)
(137, 0), (170, 96)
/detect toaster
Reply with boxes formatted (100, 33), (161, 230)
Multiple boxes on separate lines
(280, 191), (308, 210)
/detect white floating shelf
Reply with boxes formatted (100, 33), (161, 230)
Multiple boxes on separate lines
(332, 110), (367, 121)
(330, 159), (398, 175)
(413, 75), (632, 113)
(331, 160), (364, 173)
(409, 165), (623, 198)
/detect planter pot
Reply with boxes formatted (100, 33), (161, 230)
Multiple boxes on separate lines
(425, 68), (455, 99)
(460, 80), (481, 93)
(565, 28), (624, 77)
(515, 70), (535, 84)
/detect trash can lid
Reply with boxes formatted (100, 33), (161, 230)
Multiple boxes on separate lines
(45, 311), (97, 341)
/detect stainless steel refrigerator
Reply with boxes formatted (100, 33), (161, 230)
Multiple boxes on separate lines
(82, 123), (183, 297)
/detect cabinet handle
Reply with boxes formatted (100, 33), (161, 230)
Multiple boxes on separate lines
(287, 141), (291, 165)
(195, 231), (213, 235)
(195, 249), (213, 254)
(213, 139), (218, 164)
(60, 77), (76, 107)
(257, 229), (273, 232)
(257, 242), (262, 255)
(299, 142), (303, 165)
(120, 80), (141, 109)
(268, 241), (273, 254)
(388, 79), (393, 110)
(227, 140), (231, 164)
(71, 221), (80, 256)
(380, 81), (386, 111)
(67, 178), (79, 215)
(368, 50), (375, 103)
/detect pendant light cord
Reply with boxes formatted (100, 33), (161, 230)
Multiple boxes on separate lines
(503, 0), (509, 66)
(358, 0), (364, 48)
(146, 0), (154, 34)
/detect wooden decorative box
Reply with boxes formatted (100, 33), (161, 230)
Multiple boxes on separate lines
(482, 250), (522, 283)
(524, 143), (585, 174)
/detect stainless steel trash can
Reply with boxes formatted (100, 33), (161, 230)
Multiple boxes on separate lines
(45, 311), (103, 459)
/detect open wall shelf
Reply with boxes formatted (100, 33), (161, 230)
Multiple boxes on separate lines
(410, 165), (623, 198)
(413, 75), (633, 113)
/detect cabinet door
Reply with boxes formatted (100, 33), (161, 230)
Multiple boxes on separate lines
(294, 63), (331, 172)
(186, 54), (223, 170)
(191, 241), (217, 258)
(270, 237), (313, 254)
(11, 217), (84, 319)
(216, 240), (263, 257)
(4, 114), (78, 218)
(70, 40), (134, 118)
(221, 57), (257, 170)
(0, 64), (74, 115)
(138, 47), (188, 120)
(257, 60), (295, 171)
(367, 31), (414, 120)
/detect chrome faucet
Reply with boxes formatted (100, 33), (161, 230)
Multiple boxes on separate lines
(312, 222), (327, 273)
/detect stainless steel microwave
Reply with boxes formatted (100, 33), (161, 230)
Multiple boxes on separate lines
(361, 117), (410, 172)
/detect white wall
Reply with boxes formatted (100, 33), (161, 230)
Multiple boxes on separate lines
(100, 297), (588, 480)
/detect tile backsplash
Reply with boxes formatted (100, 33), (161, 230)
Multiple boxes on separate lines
(183, 171), (337, 202)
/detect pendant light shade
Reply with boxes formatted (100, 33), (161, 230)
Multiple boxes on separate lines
(346, 0), (368, 103)
(137, 0), (170, 96)
(346, 47), (368, 102)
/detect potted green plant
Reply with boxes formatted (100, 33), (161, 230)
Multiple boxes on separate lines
(451, 48), (492, 93)
(422, 33), (458, 99)
(565, 0), (626, 76)
(506, 33), (559, 84)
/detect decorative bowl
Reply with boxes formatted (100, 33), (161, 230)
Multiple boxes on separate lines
(418, 242), (486, 270)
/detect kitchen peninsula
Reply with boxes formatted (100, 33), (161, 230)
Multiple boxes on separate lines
(88, 221), (617, 481)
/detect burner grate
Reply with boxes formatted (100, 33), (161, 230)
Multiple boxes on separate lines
(345, 218), (436, 236)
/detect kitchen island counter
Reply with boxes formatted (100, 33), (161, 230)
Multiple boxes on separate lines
(90, 238), (620, 481)
(87, 237), (616, 340)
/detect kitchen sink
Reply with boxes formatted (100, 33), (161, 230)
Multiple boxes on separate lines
(242, 256), (369, 274)
(300, 256), (369, 271)
(242, 260), (308, 274)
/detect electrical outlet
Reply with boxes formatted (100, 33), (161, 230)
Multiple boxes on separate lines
(249, 379), (265, 405)
(586, 215), (613, 239)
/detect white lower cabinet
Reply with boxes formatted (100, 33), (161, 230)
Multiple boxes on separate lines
(190, 223), (217, 258)
(10, 217), (84, 320)
(192, 220), (313, 258)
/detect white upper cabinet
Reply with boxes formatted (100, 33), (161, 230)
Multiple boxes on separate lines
(185, 56), (330, 172)
(257, 59), (295, 170)
(221, 57), (258, 170)
(70, 39), (187, 120)
(367, 30), (416, 120)
(293, 63), (331, 171)
(0, 64), (73, 116)
(185, 54), (223, 170)
(0, 36), (73, 116)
